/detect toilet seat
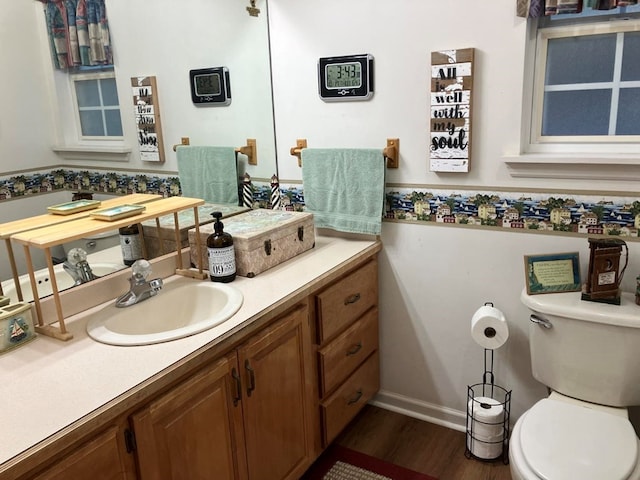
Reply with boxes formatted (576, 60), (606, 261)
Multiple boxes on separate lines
(519, 398), (638, 480)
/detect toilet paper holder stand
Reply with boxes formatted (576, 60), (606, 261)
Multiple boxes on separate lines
(465, 347), (511, 464)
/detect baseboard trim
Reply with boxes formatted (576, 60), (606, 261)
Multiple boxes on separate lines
(370, 390), (467, 433)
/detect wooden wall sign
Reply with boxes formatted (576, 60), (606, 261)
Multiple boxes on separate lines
(131, 76), (165, 163)
(429, 48), (474, 173)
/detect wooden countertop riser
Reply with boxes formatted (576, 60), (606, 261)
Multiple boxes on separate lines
(0, 194), (162, 239)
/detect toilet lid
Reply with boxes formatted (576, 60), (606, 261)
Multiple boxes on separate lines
(520, 399), (638, 480)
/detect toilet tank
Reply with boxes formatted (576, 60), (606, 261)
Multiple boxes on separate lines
(63, 230), (120, 256)
(521, 289), (640, 407)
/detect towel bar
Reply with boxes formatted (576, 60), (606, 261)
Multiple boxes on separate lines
(235, 138), (257, 165)
(172, 137), (190, 151)
(290, 138), (399, 168)
(173, 137), (257, 166)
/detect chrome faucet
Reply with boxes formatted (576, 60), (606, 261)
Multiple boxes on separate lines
(63, 248), (98, 285)
(115, 259), (163, 308)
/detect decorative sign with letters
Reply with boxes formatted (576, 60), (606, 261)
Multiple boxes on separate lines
(429, 48), (474, 173)
(131, 76), (165, 163)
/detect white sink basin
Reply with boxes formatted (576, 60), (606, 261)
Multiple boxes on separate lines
(86, 278), (243, 346)
(2, 263), (124, 303)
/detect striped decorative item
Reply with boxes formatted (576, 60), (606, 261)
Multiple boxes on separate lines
(270, 174), (281, 210)
(242, 173), (253, 208)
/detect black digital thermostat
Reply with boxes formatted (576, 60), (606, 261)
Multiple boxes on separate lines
(189, 67), (231, 105)
(318, 54), (374, 102)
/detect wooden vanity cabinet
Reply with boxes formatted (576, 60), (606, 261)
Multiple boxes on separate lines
(31, 420), (136, 480)
(6, 244), (381, 480)
(313, 258), (380, 447)
(131, 354), (247, 480)
(131, 302), (314, 480)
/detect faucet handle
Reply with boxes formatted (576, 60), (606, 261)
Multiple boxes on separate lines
(131, 259), (152, 281)
(67, 247), (88, 266)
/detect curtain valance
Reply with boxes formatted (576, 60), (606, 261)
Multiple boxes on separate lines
(517, 0), (638, 18)
(38, 0), (112, 69)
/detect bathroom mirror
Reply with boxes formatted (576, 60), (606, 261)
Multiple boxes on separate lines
(0, 0), (276, 301)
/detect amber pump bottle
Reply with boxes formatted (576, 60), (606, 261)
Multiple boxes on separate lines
(207, 212), (236, 283)
(119, 224), (143, 266)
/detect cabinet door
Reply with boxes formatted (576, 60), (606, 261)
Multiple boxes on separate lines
(131, 354), (248, 480)
(238, 303), (314, 480)
(33, 420), (136, 480)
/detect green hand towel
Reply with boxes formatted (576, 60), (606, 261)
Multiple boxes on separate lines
(176, 146), (239, 204)
(301, 148), (385, 235)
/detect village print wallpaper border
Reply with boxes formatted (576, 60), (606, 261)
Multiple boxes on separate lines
(0, 169), (639, 241)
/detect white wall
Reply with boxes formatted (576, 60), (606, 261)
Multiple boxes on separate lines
(0, 1), (58, 172)
(268, 0), (640, 429)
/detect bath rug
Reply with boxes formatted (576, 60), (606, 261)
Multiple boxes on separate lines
(302, 445), (437, 480)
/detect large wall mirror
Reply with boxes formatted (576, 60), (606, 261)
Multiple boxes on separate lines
(0, 0), (276, 302)
(107, 0), (277, 179)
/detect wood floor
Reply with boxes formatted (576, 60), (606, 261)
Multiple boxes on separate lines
(326, 405), (513, 480)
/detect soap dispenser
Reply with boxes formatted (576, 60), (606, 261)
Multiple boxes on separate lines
(207, 211), (236, 283)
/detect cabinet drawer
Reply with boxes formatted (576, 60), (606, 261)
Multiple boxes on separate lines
(320, 351), (380, 446)
(318, 308), (378, 396)
(316, 259), (378, 343)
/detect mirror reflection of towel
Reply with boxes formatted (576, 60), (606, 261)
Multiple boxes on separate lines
(301, 148), (385, 235)
(177, 146), (239, 205)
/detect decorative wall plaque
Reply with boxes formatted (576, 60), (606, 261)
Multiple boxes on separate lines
(131, 76), (165, 163)
(429, 48), (474, 173)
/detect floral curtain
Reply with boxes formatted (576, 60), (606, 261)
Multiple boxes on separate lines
(38, 0), (112, 69)
(517, 0), (638, 17)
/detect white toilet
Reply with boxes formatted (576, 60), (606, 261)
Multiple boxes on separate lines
(63, 229), (120, 256)
(510, 289), (640, 480)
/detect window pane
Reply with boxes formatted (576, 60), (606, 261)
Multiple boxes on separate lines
(546, 34), (616, 85)
(542, 89), (611, 135)
(616, 87), (640, 135)
(100, 78), (120, 106)
(79, 110), (105, 136)
(75, 80), (100, 107)
(104, 109), (123, 136)
(621, 32), (640, 81)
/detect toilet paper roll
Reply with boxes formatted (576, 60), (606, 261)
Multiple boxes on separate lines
(467, 396), (505, 440)
(470, 305), (509, 350)
(467, 436), (503, 460)
(467, 396), (505, 460)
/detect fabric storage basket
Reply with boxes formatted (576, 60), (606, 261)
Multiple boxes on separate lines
(189, 209), (315, 277)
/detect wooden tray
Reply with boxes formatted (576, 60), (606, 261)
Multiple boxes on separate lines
(47, 199), (101, 215)
(90, 204), (146, 222)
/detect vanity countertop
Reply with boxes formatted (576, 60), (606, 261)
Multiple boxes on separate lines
(0, 234), (381, 473)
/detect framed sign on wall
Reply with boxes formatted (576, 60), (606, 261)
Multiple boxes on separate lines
(131, 76), (165, 163)
(429, 48), (474, 173)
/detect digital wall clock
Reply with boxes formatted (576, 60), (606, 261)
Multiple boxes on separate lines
(318, 54), (374, 102)
(189, 67), (231, 105)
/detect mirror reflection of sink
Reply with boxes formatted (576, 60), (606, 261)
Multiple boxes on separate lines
(2, 263), (124, 303)
(86, 278), (244, 346)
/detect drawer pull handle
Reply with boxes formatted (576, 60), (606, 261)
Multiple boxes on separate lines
(346, 342), (363, 356)
(344, 293), (361, 305)
(245, 360), (256, 397)
(348, 389), (363, 405)
(231, 367), (242, 406)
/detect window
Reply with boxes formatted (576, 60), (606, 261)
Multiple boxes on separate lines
(72, 70), (123, 139)
(527, 7), (640, 154)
